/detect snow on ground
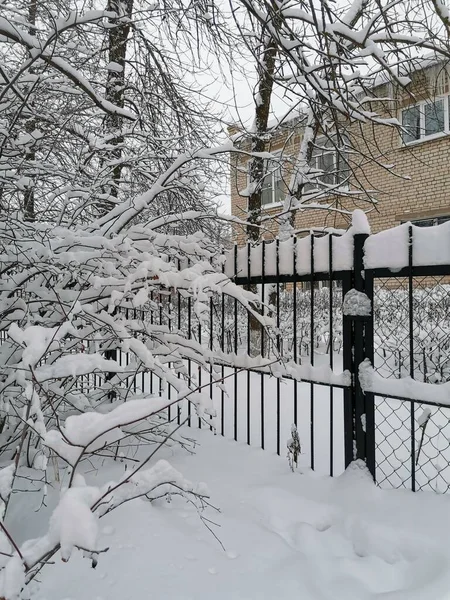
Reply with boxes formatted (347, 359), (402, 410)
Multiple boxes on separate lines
(26, 428), (450, 600)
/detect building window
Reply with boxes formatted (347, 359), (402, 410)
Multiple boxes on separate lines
(408, 215), (450, 227)
(308, 137), (350, 190)
(401, 97), (448, 143)
(261, 157), (284, 206)
(246, 155), (284, 207)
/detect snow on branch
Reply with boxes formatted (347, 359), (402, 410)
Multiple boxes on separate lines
(44, 397), (177, 465)
(0, 13), (135, 121)
(0, 198), (274, 593)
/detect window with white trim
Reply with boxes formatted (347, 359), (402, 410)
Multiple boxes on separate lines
(404, 215), (450, 227)
(306, 137), (350, 190)
(401, 96), (449, 144)
(246, 155), (284, 207)
(261, 156), (284, 206)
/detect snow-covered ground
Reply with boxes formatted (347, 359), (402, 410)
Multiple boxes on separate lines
(28, 428), (450, 600)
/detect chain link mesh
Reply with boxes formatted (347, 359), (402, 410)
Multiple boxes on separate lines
(373, 276), (450, 492)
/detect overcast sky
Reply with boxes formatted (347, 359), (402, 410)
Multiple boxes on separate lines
(203, 43), (298, 214)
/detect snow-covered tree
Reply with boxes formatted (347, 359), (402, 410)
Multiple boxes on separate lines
(0, 205), (272, 596)
(231, 0), (450, 238)
(0, 4), (271, 597)
(0, 0), (231, 233)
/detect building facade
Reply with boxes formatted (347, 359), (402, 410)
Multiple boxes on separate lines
(230, 61), (450, 245)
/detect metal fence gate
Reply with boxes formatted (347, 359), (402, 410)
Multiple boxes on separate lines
(228, 233), (351, 477)
(220, 223), (450, 493)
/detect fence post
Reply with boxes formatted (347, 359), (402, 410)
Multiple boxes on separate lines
(342, 233), (375, 474)
(342, 269), (354, 469)
(352, 233), (376, 479)
(353, 233), (367, 465)
(364, 268), (376, 479)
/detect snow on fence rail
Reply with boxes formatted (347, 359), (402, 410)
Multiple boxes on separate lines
(225, 211), (450, 279)
(360, 360), (450, 408)
(224, 229), (354, 279)
(365, 220), (450, 270)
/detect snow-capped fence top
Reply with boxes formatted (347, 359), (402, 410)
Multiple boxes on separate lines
(224, 210), (370, 280)
(225, 210), (450, 279)
(224, 231), (353, 279)
(364, 220), (450, 270)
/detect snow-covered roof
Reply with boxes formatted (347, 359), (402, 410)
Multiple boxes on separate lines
(363, 53), (450, 90)
(228, 53), (450, 139)
(228, 106), (306, 140)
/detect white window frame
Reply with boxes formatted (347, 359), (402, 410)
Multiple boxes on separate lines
(307, 136), (350, 191)
(246, 152), (284, 209)
(402, 215), (450, 227)
(400, 95), (450, 146)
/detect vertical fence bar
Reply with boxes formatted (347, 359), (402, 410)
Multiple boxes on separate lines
(166, 298), (171, 422)
(310, 234), (315, 470)
(329, 234), (334, 477)
(364, 268), (376, 479)
(261, 241), (265, 450)
(129, 309), (135, 397)
(276, 237), (281, 456)
(150, 290), (154, 394)
(234, 243), (238, 442)
(293, 236), (298, 426)
(125, 308), (129, 391)
(342, 268), (354, 469)
(132, 308), (137, 396)
(141, 308), (145, 397)
(209, 295), (214, 432)
(353, 233), (368, 464)
(177, 259), (182, 425)
(198, 317), (202, 429)
(159, 296), (163, 397)
(187, 290), (192, 427)
(409, 225), (416, 492)
(247, 241), (251, 445)
(221, 252), (225, 437)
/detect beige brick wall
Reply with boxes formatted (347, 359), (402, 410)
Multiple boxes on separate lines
(230, 68), (450, 245)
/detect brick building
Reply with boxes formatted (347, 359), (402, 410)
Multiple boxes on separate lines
(230, 59), (450, 245)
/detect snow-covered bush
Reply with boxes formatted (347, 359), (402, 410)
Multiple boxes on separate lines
(0, 7), (267, 591)
(0, 2), (274, 595)
(0, 210), (273, 597)
(373, 285), (450, 382)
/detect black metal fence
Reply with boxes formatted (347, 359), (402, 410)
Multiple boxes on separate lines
(106, 224), (450, 494)
(211, 226), (450, 493)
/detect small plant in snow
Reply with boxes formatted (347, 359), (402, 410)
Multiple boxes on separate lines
(287, 424), (301, 472)
(416, 408), (432, 466)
